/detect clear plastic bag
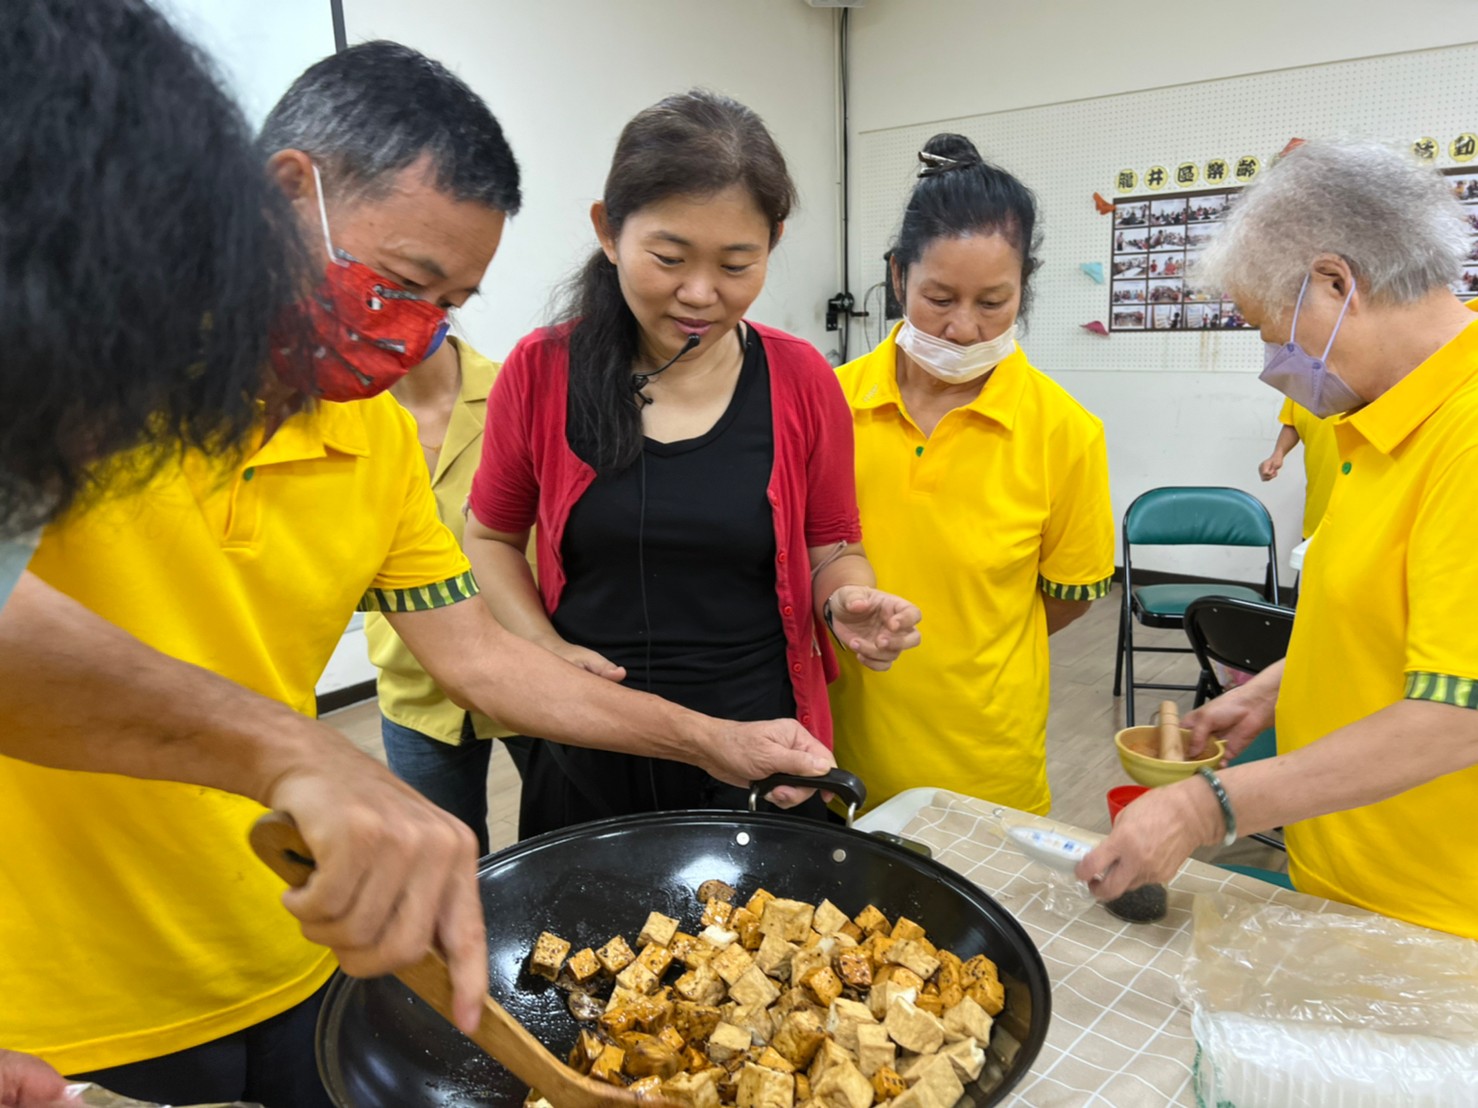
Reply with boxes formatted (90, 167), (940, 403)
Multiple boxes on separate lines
(1180, 895), (1478, 1106)
(63, 1086), (261, 1108)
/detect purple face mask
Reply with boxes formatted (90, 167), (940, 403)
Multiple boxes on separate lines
(1259, 275), (1363, 418)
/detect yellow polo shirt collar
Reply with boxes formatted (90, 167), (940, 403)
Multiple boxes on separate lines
(1342, 318), (1478, 455)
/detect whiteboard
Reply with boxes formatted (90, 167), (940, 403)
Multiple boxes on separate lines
(855, 43), (1478, 376)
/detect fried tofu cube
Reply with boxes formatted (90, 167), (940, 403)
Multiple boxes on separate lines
(755, 932), (800, 981)
(813, 1059), (872, 1108)
(671, 1000), (720, 1043)
(638, 911), (681, 949)
(961, 954), (999, 988)
(811, 899), (850, 935)
(597, 935), (636, 975)
(866, 980), (917, 1020)
(567, 947), (602, 985)
(629, 1038), (685, 1080)
(712, 942), (757, 986)
(802, 966), (843, 1008)
(773, 986), (821, 1021)
(703, 898), (736, 928)
(744, 888), (777, 917)
(638, 943), (675, 979)
(759, 898), (816, 942)
(807, 1039), (856, 1085)
(853, 905), (890, 936)
(591, 1043), (625, 1084)
(861, 932), (896, 966)
(934, 950), (965, 1009)
(824, 997), (876, 1054)
(617, 960), (661, 995)
(674, 964), (727, 1006)
(658, 1025), (687, 1051)
(873, 964), (925, 992)
(914, 993), (945, 1017)
(730, 907), (763, 951)
(942, 995), (994, 1045)
(699, 924), (740, 950)
(839, 920), (865, 943)
(885, 994), (944, 1054)
(794, 1075), (811, 1102)
(790, 944), (833, 989)
(664, 1069), (722, 1108)
(529, 932), (570, 981)
(889, 917), (926, 942)
(967, 978), (1005, 1017)
(871, 1066), (906, 1101)
(756, 1047), (795, 1075)
(940, 1038), (986, 1083)
(802, 929), (824, 949)
(707, 1022), (753, 1065)
(772, 1009), (827, 1068)
(898, 1055), (964, 1108)
(835, 949), (873, 990)
(737, 1062), (795, 1108)
(630, 1075), (665, 1100)
(853, 1022), (895, 1079)
(728, 1002), (777, 1046)
(884, 940), (940, 982)
(729, 965), (781, 1009)
(570, 1028), (605, 1073)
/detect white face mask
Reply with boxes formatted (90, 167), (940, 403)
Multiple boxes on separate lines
(896, 317), (1017, 383)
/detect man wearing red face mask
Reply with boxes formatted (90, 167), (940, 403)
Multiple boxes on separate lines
(4, 42), (832, 1106)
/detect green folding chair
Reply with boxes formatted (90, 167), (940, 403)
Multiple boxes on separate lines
(1113, 487), (1279, 725)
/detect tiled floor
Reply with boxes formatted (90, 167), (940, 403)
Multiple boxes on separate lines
(325, 585), (1285, 871)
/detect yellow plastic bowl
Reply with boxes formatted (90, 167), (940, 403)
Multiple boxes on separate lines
(1114, 725), (1225, 787)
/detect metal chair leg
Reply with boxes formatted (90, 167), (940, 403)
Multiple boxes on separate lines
(1113, 596), (1127, 696)
(1123, 608), (1137, 726)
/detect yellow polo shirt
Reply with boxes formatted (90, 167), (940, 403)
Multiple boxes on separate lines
(1278, 397), (1339, 539)
(1278, 309), (1478, 939)
(0, 392), (478, 1073)
(366, 340), (511, 743)
(830, 325), (1114, 815)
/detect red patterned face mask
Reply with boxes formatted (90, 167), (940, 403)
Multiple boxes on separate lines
(272, 165), (450, 402)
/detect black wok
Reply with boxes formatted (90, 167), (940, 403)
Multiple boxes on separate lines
(317, 785), (1051, 1107)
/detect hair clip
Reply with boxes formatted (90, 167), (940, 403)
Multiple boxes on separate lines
(916, 151), (958, 178)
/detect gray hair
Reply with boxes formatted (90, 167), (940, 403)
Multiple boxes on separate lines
(1194, 140), (1467, 315)
(258, 41), (521, 214)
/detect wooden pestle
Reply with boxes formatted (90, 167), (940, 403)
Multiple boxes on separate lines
(1157, 700), (1186, 761)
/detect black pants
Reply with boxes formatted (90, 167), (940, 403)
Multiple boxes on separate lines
(70, 983), (333, 1108)
(517, 739), (835, 840)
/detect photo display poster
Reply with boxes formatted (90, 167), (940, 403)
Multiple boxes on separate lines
(1110, 162), (1478, 332)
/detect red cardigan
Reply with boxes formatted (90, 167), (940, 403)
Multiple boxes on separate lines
(468, 321), (861, 747)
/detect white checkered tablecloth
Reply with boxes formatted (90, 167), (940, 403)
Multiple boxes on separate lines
(895, 792), (1353, 1107)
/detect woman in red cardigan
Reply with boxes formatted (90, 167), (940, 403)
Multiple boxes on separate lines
(466, 90), (920, 837)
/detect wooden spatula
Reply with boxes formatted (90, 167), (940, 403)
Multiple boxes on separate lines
(1157, 699), (1186, 761)
(249, 811), (674, 1108)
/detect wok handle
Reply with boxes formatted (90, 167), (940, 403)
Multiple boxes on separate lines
(248, 812), (672, 1108)
(749, 768), (867, 823)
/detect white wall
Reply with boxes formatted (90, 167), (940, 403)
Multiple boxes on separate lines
(342, 0), (844, 364)
(155, 0), (337, 129)
(849, 0), (1478, 134)
(848, 4), (1478, 581)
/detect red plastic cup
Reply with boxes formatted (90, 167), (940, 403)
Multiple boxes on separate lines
(1107, 784), (1152, 825)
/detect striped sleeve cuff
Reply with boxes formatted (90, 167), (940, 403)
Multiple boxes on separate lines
(1039, 574), (1112, 602)
(358, 570), (479, 614)
(1404, 671), (1478, 708)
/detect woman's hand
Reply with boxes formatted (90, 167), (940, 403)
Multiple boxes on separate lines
(1258, 451), (1285, 481)
(0, 1049), (72, 1107)
(1074, 778), (1223, 899)
(827, 586), (922, 671)
(548, 642), (627, 683)
(1184, 678), (1279, 760)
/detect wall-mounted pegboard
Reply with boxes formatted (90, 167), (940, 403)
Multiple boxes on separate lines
(854, 42), (1478, 375)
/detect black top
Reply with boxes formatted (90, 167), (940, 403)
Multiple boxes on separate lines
(553, 324), (791, 722)
(518, 326), (810, 830)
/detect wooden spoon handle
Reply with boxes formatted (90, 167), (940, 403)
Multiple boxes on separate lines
(1158, 700), (1186, 761)
(248, 812), (665, 1108)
